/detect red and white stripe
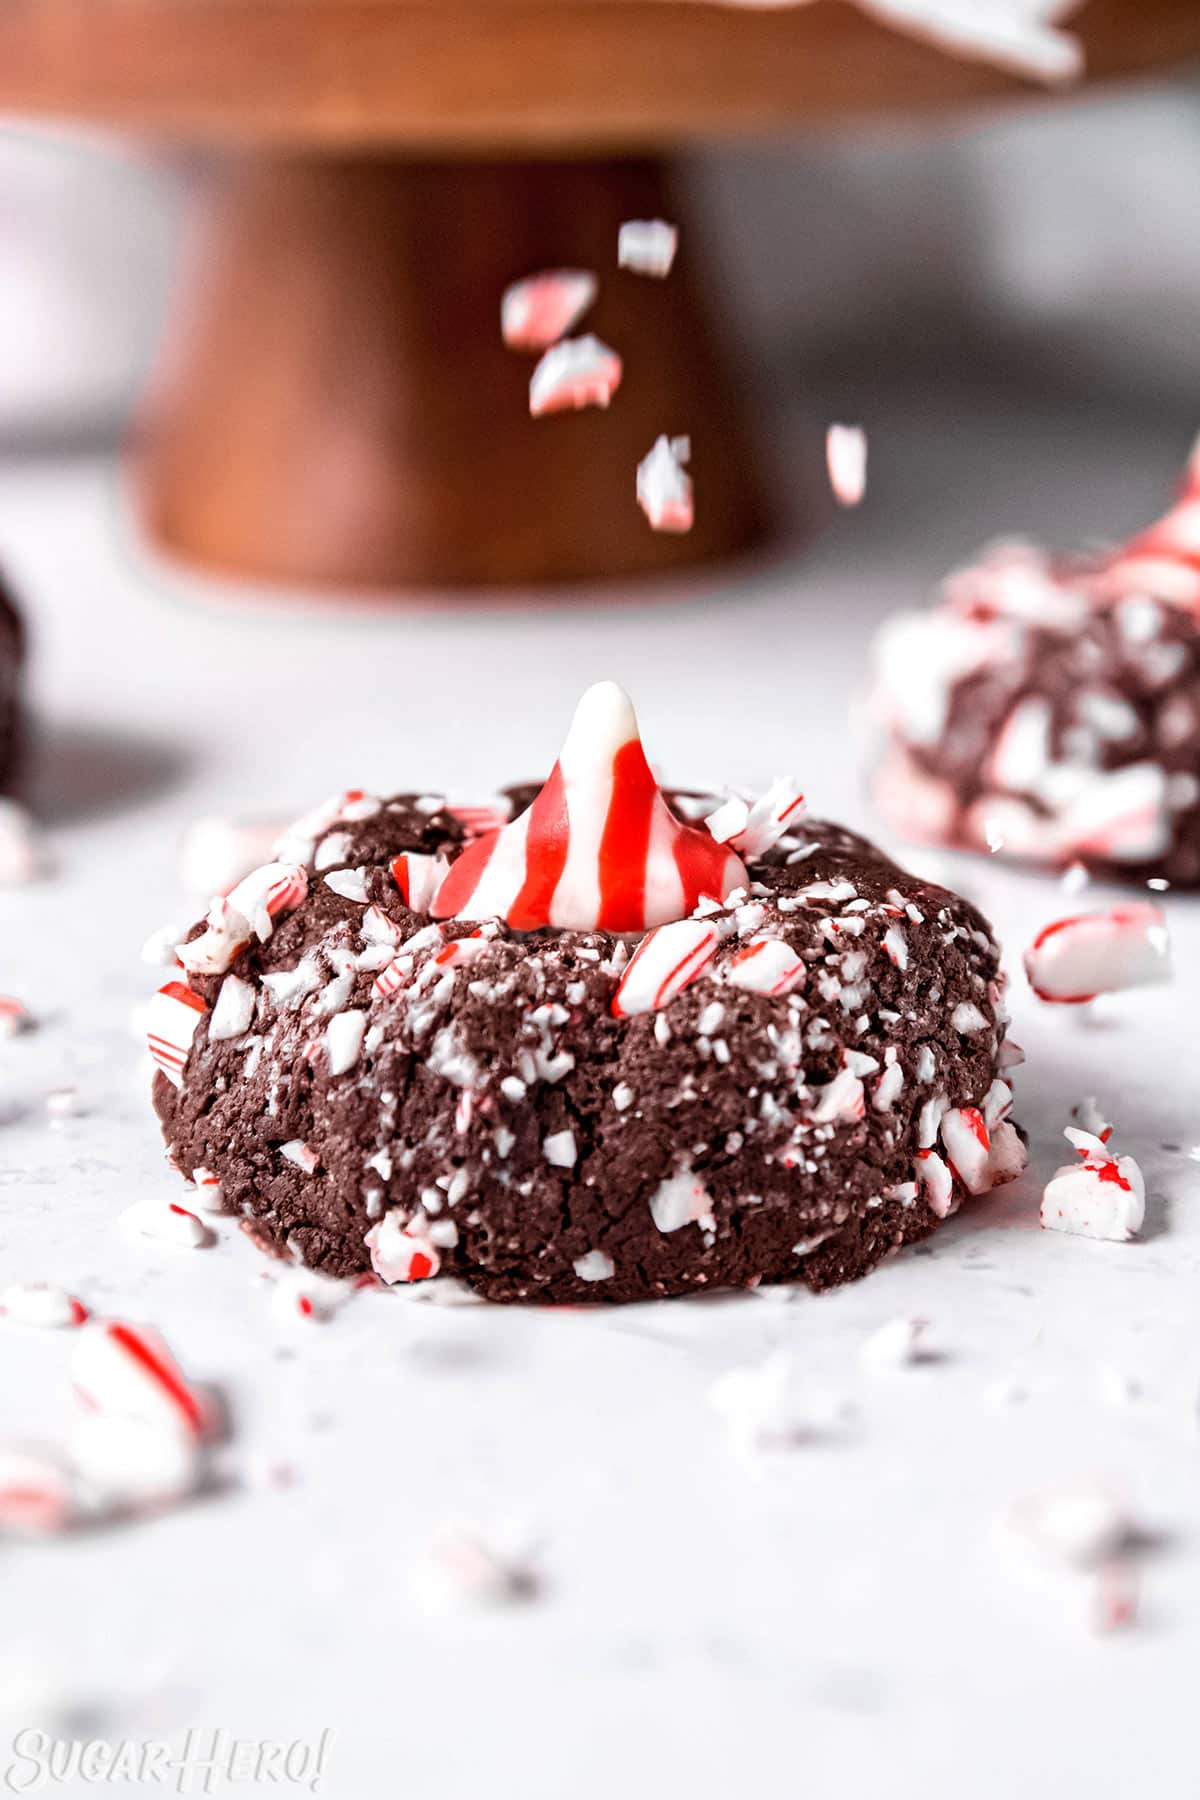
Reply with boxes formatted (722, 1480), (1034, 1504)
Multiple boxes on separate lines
(611, 918), (720, 1017)
(224, 861), (308, 942)
(146, 981), (207, 1088)
(391, 851), (450, 913)
(501, 268), (597, 351)
(618, 218), (677, 278)
(366, 1212), (441, 1284)
(724, 937), (805, 996)
(1024, 904), (1170, 1004)
(1095, 434), (1200, 610)
(434, 683), (746, 932)
(71, 1320), (214, 1441)
(529, 336), (623, 417)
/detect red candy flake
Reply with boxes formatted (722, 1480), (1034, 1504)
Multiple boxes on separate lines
(637, 436), (694, 534)
(145, 981), (208, 1089)
(434, 683), (746, 933)
(612, 918), (720, 1018)
(725, 938), (805, 997)
(501, 269), (598, 351)
(390, 851), (449, 914)
(529, 336), (623, 417)
(366, 1213), (441, 1285)
(1023, 904), (1170, 1004)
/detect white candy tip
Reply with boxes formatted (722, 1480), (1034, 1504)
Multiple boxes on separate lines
(562, 682), (639, 755)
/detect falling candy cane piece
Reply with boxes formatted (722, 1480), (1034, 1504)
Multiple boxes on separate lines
(72, 1320), (214, 1441)
(146, 981), (207, 1089)
(809, 1065), (866, 1126)
(0, 1282), (88, 1328)
(939, 1106), (992, 1195)
(436, 684), (746, 933)
(120, 1198), (215, 1250)
(501, 268), (598, 351)
(391, 852), (450, 913)
(612, 919), (720, 1017)
(269, 1268), (355, 1326)
(445, 798), (512, 839)
(1040, 1142), (1145, 1242)
(529, 336), (623, 417)
(0, 1445), (78, 1536)
(1024, 904), (1170, 1003)
(366, 1211), (441, 1284)
(636, 436), (694, 534)
(725, 938), (805, 996)
(826, 424), (867, 507)
(618, 219), (677, 277)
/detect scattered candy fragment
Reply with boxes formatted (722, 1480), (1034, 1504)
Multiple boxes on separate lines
(725, 937), (805, 996)
(636, 435), (693, 533)
(120, 1198), (215, 1250)
(434, 683), (746, 932)
(71, 1320), (215, 1442)
(501, 268), (597, 350)
(1040, 1127), (1145, 1242)
(529, 335), (623, 416)
(176, 897), (251, 976)
(826, 423), (867, 507)
(708, 1352), (849, 1452)
(1023, 904), (1170, 1003)
(0, 1282), (88, 1329)
(269, 1268), (355, 1326)
(618, 218), (677, 277)
(224, 862), (308, 942)
(391, 851), (450, 912)
(191, 1168), (226, 1213)
(612, 918), (720, 1017)
(860, 1316), (933, 1369)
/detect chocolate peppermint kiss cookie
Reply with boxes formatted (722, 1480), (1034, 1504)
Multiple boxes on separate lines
(868, 436), (1200, 884)
(148, 683), (1025, 1303)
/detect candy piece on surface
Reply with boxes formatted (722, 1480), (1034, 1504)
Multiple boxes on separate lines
(391, 851), (451, 912)
(145, 980), (207, 1089)
(140, 923), (186, 968)
(0, 1444), (77, 1536)
(1040, 1140), (1145, 1242)
(637, 435), (693, 533)
(826, 423), (867, 507)
(366, 1211), (441, 1284)
(529, 335), (623, 416)
(715, 776), (807, 858)
(224, 862), (308, 941)
(120, 1197), (215, 1250)
(71, 1320), (214, 1441)
(617, 218), (677, 277)
(269, 1267), (356, 1325)
(1023, 904), (1170, 1003)
(434, 683), (746, 932)
(0, 1282), (88, 1328)
(612, 918), (721, 1017)
(501, 268), (597, 350)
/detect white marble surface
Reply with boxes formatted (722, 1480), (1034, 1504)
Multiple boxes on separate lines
(1, 397), (1198, 1800)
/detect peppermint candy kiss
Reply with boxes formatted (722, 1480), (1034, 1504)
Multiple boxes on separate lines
(433, 683), (747, 933)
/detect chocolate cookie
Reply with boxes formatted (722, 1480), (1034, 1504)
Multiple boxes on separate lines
(868, 437), (1200, 884)
(149, 684), (1025, 1304)
(0, 573), (24, 793)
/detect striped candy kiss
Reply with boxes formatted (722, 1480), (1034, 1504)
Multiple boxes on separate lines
(432, 683), (747, 932)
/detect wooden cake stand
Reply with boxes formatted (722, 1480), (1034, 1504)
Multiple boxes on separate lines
(2, 0), (1198, 590)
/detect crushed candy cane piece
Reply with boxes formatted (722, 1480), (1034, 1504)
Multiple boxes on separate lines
(845, 0), (1084, 87)
(191, 1168), (226, 1213)
(69, 1413), (202, 1514)
(1024, 904), (1170, 1003)
(618, 218), (677, 277)
(208, 973), (256, 1041)
(0, 1445), (77, 1536)
(612, 918), (720, 1016)
(860, 1316), (932, 1369)
(366, 1211), (440, 1284)
(529, 335), (623, 416)
(0, 1282), (88, 1328)
(71, 1320), (214, 1441)
(145, 981), (207, 1088)
(120, 1198), (215, 1250)
(1096, 431), (1200, 609)
(434, 684), (745, 933)
(1040, 1133), (1145, 1242)
(326, 1009), (367, 1075)
(939, 1106), (991, 1195)
(1070, 1097), (1113, 1142)
(709, 1352), (801, 1452)
(501, 268), (597, 350)
(725, 937), (805, 996)
(224, 862), (308, 942)
(826, 423), (867, 507)
(637, 435), (693, 533)
(0, 994), (31, 1037)
(280, 1139), (319, 1175)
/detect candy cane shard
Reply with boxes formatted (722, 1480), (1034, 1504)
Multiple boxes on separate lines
(0, 1282), (88, 1328)
(146, 981), (208, 1088)
(618, 219), (678, 277)
(826, 424), (867, 507)
(224, 862), (308, 943)
(708, 777), (807, 858)
(1040, 1125), (1145, 1242)
(176, 897), (253, 977)
(1095, 432), (1200, 609)
(433, 683), (747, 932)
(611, 919), (720, 1017)
(529, 336), (623, 417)
(637, 436), (694, 533)
(501, 268), (598, 351)
(1024, 905), (1170, 1003)
(366, 1212), (441, 1284)
(120, 1198), (215, 1250)
(71, 1321), (215, 1441)
(391, 851), (451, 913)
